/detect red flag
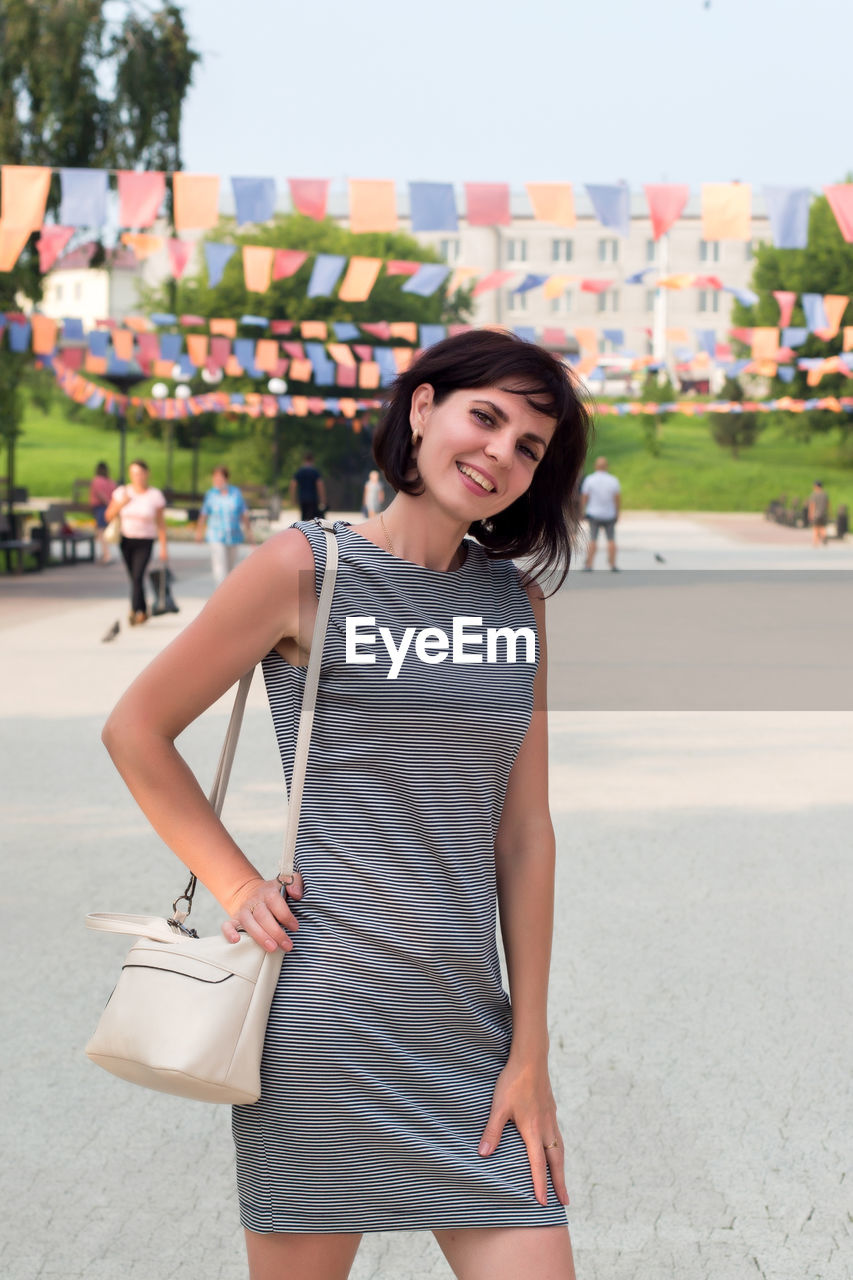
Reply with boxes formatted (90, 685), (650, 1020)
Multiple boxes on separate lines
(580, 279), (612, 293)
(37, 226), (74, 273)
(773, 290), (797, 329)
(385, 260), (420, 276)
(210, 336), (231, 367)
(118, 172), (166, 227)
(824, 185), (853, 242)
(288, 179), (329, 221)
(273, 248), (308, 279)
(643, 184), (689, 240)
(472, 270), (513, 297)
(167, 239), (191, 279)
(360, 322), (391, 340)
(464, 183), (511, 226)
(270, 319), (293, 334)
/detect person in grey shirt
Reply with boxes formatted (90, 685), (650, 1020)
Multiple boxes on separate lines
(581, 456), (621, 571)
(808, 480), (829, 547)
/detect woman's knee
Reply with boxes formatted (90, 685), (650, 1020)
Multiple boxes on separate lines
(244, 1227), (362, 1280)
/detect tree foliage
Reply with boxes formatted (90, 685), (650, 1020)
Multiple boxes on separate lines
(709, 376), (763, 458)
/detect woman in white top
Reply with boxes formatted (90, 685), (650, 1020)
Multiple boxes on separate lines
(361, 468), (385, 518)
(105, 459), (168, 624)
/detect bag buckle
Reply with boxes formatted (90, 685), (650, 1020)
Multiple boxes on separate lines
(167, 915), (199, 939)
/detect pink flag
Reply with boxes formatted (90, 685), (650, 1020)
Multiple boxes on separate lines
(580, 279), (612, 293)
(289, 178), (329, 221)
(472, 270), (513, 297)
(824, 186), (853, 242)
(773, 290), (797, 329)
(37, 226), (74, 273)
(464, 183), (511, 226)
(118, 172), (166, 228)
(360, 322), (392, 340)
(385, 260), (420, 276)
(167, 239), (191, 279)
(210, 336), (231, 367)
(644, 184), (689, 240)
(273, 248), (308, 279)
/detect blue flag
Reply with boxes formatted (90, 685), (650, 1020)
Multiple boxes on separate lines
(231, 177), (276, 226)
(240, 315), (269, 327)
(234, 338), (260, 376)
(762, 186), (810, 250)
(782, 327), (808, 348)
(87, 330), (109, 357)
(603, 328), (625, 347)
(150, 312), (177, 326)
(334, 322), (360, 341)
(585, 183), (630, 237)
(726, 287), (759, 307)
(159, 333), (183, 362)
(61, 317), (85, 342)
(8, 321), (31, 352)
(777, 366), (795, 382)
(305, 342), (336, 386)
(696, 329), (717, 356)
(307, 254), (346, 298)
(802, 294), (829, 332)
(419, 325), (447, 349)
(512, 326), (537, 343)
(402, 264), (450, 296)
(60, 169), (109, 228)
(409, 182), (458, 232)
(512, 274), (548, 294)
(374, 347), (398, 386)
(204, 242), (236, 287)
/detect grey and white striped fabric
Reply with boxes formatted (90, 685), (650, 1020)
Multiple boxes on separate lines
(232, 519), (566, 1233)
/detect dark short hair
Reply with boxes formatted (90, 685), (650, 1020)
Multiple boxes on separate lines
(129, 458), (149, 472)
(373, 330), (592, 591)
(95, 461), (109, 477)
(213, 465), (230, 479)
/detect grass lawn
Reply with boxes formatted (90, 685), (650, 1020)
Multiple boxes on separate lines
(8, 396), (853, 514)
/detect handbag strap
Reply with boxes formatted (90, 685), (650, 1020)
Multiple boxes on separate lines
(167, 519), (339, 924)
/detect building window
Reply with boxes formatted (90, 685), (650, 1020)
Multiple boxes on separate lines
(645, 239), (656, 263)
(438, 238), (460, 263)
(53, 283), (63, 302)
(550, 289), (573, 314)
(507, 289), (528, 312)
(645, 288), (657, 312)
(73, 281), (83, 301)
(699, 239), (720, 263)
(551, 238), (573, 262)
(505, 238), (527, 263)
(597, 238), (619, 263)
(698, 290), (720, 313)
(596, 288), (620, 313)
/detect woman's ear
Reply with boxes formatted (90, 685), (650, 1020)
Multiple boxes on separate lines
(409, 383), (434, 440)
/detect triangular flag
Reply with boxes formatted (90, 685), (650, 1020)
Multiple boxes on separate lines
(763, 186), (810, 249)
(204, 241), (236, 286)
(815, 295), (849, 341)
(773, 291), (797, 329)
(585, 184), (630, 237)
(118, 171), (166, 228)
(37, 226), (74, 273)
(1, 165), (51, 229)
(525, 183), (575, 226)
(167, 239), (192, 279)
(464, 183), (511, 227)
(824, 186), (853, 243)
(231, 177), (276, 226)
(121, 232), (164, 260)
(544, 275), (574, 299)
(472, 270), (513, 297)
(242, 245), (274, 293)
(338, 256), (382, 302)
(112, 329), (135, 362)
(288, 178), (329, 221)
(750, 328), (779, 360)
(273, 248), (308, 279)
(307, 254), (346, 298)
(701, 183), (751, 240)
(348, 180), (397, 234)
(0, 225), (31, 271)
(643, 184), (689, 240)
(173, 174), (220, 231)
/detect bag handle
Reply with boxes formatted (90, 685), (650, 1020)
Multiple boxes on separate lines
(89, 520), (339, 937)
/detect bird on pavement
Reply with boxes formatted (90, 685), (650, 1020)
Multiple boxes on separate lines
(101, 619), (120, 643)
(654, 553), (666, 563)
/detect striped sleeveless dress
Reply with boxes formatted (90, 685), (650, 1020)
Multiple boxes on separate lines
(232, 519), (566, 1233)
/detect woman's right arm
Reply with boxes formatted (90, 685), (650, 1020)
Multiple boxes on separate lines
(102, 528), (317, 952)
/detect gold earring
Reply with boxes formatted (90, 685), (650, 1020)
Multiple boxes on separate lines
(411, 426), (420, 442)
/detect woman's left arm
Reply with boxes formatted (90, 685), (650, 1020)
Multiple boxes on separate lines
(478, 582), (569, 1208)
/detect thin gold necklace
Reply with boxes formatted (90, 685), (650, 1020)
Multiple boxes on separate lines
(379, 511), (395, 556)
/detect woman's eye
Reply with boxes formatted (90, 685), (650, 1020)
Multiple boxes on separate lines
(472, 410), (494, 426)
(519, 443), (538, 460)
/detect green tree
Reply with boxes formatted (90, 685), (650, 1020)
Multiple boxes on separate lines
(732, 190), (853, 441)
(0, 0), (199, 509)
(709, 376), (763, 458)
(637, 369), (675, 456)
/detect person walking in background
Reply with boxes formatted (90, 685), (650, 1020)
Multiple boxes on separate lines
(362, 468), (385, 518)
(289, 451), (326, 521)
(105, 459), (167, 625)
(89, 461), (117, 564)
(195, 466), (254, 586)
(808, 480), (829, 547)
(581, 455), (621, 572)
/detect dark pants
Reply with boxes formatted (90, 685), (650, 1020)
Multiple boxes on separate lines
(120, 537), (153, 614)
(300, 500), (321, 521)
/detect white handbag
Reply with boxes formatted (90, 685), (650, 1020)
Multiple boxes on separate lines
(85, 521), (339, 1104)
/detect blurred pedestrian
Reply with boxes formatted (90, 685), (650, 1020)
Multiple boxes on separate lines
(89, 461), (117, 564)
(808, 480), (829, 546)
(581, 456), (621, 571)
(361, 468), (385, 518)
(195, 466), (254, 586)
(105, 459), (168, 625)
(289, 452), (326, 521)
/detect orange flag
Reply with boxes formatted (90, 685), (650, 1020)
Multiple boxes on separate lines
(338, 256), (382, 302)
(359, 362), (381, 389)
(112, 329), (135, 362)
(224, 354), (244, 377)
(290, 397), (309, 416)
(301, 321), (328, 339)
(211, 317), (237, 338)
(289, 359), (313, 382)
(348, 180), (397, 234)
(120, 232), (164, 260)
(659, 274), (695, 289)
(84, 353), (108, 375)
(447, 266), (479, 294)
(173, 174), (220, 231)
(544, 275), (574, 299)
(666, 327), (690, 344)
(574, 327), (598, 353)
(815, 295), (849, 341)
(31, 314), (58, 355)
(328, 343), (356, 367)
(1, 165), (51, 229)
(701, 183), (751, 240)
(124, 314), (151, 333)
(186, 334), (209, 367)
(243, 245), (274, 293)
(338, 398), (357, 418)
(525, 183), (575, 226)
(254, 339), (279, 372)
(0, 224), (31, 271)
(389, 321), (417, 343)
(843, 327), (853, 352)
(392, 348), (414, 372)
(750, 328), (779, 360)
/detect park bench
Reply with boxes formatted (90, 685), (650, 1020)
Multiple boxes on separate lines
(41, 504), (96, 564)
(0, 513), (43, 573)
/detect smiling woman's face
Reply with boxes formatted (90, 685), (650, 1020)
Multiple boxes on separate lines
(128, 464), (149, 489)
(410, 383), (556, 520)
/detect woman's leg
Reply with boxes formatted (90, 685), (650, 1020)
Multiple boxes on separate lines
(244, 1229), (362, 1280)
(434, 1225), (576, 1280)
(129, 538), (153, 613)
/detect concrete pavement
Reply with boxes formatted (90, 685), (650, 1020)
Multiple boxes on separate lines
(1, 512), (851, 1279)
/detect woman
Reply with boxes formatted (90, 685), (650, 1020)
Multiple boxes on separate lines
(89, 461), (117, 564)
(361, 467), (385, 518)
(105, 459), (167, 625)
(102, 331), (590, 1280)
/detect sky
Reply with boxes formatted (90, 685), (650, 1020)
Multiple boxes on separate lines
(176, 0), (852, 194)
